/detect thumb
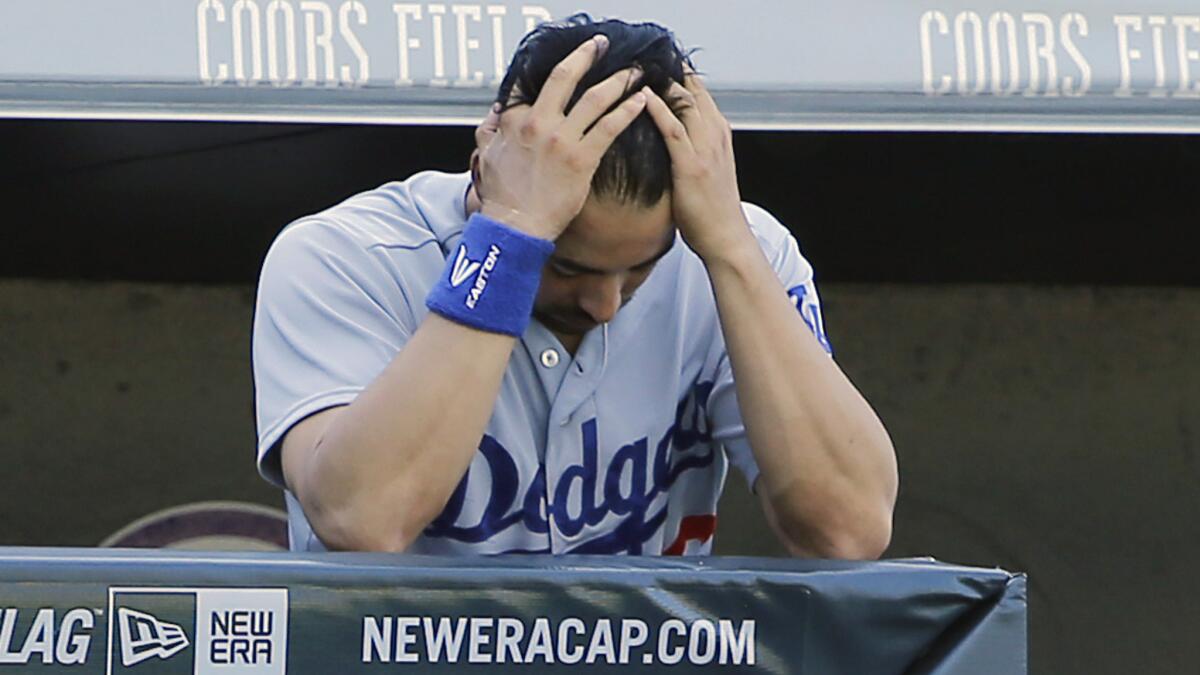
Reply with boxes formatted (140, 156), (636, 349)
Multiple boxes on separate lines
(474, 103), (501, 149)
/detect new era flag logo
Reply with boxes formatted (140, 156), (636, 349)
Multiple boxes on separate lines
(107, 587), (288, 674)
(450, 245), (482, 287)
(117, 607), (189, 666)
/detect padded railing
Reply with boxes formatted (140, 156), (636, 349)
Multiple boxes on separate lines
(0, 547), (1025, 673)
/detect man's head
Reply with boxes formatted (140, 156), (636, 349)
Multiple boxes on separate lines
(483, 14), (692, 337)
(496, 13), (692, 207)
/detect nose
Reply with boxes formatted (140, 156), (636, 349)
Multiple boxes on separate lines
(577, 274), (624, 324)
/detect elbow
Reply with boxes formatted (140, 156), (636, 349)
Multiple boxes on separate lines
(771, 496), (894, 560)
(308, 503), (430, 553)
(284, 425), (454, 553)
(318, 515), (423, 554)
(294, 480), (438, 554)
(814, 513), (892, 560)
(779, 516), (892, 561)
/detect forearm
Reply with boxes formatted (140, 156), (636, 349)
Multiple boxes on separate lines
(706, 238), (898, 559)
(295, 314), (516, 551)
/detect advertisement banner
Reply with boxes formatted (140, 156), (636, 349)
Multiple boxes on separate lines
(0, 547), (1026, 674)
(0, 1), (1198, 130)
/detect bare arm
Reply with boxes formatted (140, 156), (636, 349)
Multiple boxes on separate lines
(279, 36), (649, 552)
(643, 76), (897, 559)
(281, 316), (515, 552)
(708, 244), (897, 559)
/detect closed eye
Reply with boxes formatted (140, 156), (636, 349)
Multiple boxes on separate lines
(548, 260), (585, 277)
(547, 240), (673, 278)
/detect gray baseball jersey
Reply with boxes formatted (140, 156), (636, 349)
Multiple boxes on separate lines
(253, 170), (832, 555)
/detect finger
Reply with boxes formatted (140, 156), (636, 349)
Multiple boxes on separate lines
(672, 78), (729, 151)
(474, 102), (501, 149)
(664, 81), (701, 128)
(682, 65), (723, 126)
(577, 90), (648, 163)
(561, 66), (642, 138)
(533, 34), (609, 116)
(642, 86), (695, 159)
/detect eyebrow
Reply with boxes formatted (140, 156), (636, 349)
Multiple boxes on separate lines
(551, 239), (676, 275)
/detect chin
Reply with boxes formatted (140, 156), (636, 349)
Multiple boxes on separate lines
(536, 312), (595, 335)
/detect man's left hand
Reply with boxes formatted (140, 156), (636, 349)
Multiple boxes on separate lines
(642, 70), (754, 261)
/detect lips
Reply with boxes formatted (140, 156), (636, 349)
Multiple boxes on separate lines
(536, 310), (596, 335)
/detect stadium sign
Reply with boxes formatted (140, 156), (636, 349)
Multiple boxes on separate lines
(1, 1), (1199, 131)
(105, 588), (289, 674)
(0, 607), (94, 666)
(1, 1), (1198, 130)
(0, 548), (1025, 673)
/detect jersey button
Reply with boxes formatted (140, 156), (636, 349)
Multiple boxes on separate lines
(540, 348), (560, 368)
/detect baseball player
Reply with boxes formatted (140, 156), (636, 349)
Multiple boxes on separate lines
(252, 16), (897, 556)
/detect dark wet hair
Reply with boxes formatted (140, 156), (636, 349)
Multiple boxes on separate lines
(496, 13), (693, 207)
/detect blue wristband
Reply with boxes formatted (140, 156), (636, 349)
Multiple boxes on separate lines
(425, 213), (555, 337)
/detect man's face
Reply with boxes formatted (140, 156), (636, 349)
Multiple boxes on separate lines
(533, 194), (675, 337)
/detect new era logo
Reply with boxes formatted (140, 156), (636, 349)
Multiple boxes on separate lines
(107, 587), (288, 675)
(450, 245), (482, 287)
(117, 607), (189, 666)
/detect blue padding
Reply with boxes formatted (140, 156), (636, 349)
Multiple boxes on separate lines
(426, 213), (555, 336)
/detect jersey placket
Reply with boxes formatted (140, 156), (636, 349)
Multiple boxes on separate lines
(518, 322), (590, 553)
(527, 328), (604, 553)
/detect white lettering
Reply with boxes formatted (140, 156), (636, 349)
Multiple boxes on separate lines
(338, 1), (370, 85)
(718, 619), (755, 665)
(452, 5), (484, 86)
(522, 6), (551, 33)
(954, 11), (985, 94)
(467, 617), (493, 663)
(301, 1), (336, 85)
(618, 619), (648, 664)
(1022, 13), (1058, 96)
(1114, 15), (1143, 96)
(422, 617), (466, 663)
(429, 4), (448, 85)
(920, 11), (951, 95)
(585, 618), (616, 664)
(987, 12), (1020, 95)
(486, 5), (507, 82)
(198, 0), (230, 85)
(395, 617), (419, 663)
(362, 616), (390, 663)
(687, 619), (715, 665)
(658, 619), (685, 665)
(267, 0), (299, 86)
(465, 244), (501, 309)
(393, 4), (422, 85)
(1148, 16), (1169, 96)
(556, 617), (584, 664)
(232, 0), (265, 85)
(21, 609), (54, 664)
(0, 609), (18, 662)
(524, 617), (554, 663)
(496, 617), (524, 663)
(357, 615), (757, 667)
(1175, 16), (1200, 98)
(55, 609), (92, 665)
(1059, 13), (1091, 97)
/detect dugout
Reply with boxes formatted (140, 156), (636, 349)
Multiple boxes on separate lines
(2, 2), (1199, 673)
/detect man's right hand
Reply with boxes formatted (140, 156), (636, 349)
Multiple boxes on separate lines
(476, 34), (647, 241)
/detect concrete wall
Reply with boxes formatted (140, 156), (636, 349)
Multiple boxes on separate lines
(0, 280), (279, 545)
(3, 279), (1198, 673)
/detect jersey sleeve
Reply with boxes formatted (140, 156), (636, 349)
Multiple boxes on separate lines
(251, 220), (425, 488)
(708, 203), (833, 492)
